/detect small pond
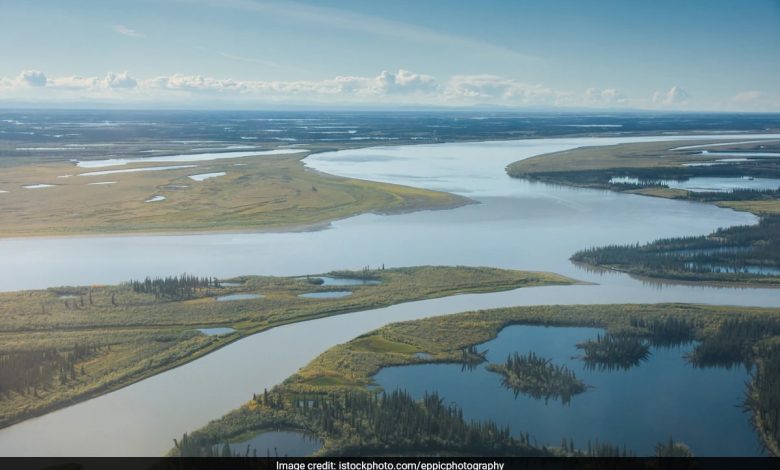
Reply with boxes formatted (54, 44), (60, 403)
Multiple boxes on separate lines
(215, 293), (263, 302)
(198, 327), (237, 336)
(298, 291), (352, 299)
(189, 172), (226, 181)
(227, 430), (322, 457)
(373, 325), (759, 456)
(304, 276), (380, 286)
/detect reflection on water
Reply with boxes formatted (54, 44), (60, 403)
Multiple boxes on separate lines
(307, 276), (380, 286)
(610, 176), (780, 193)
(228, 431), (322, 457)
(684, 263), (780, 276)
(0, 135), (778, 456)
(198, 327), (237, 336)
(215, 293), (263, 302)
(374, 325), (758, 456)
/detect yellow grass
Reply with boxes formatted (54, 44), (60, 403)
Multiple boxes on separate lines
(0, 266), (575, 428)
(0, 152), (468, 237)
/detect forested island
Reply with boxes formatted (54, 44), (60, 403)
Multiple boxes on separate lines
(0, 266), (574, 429)
(577, 334), (651, 370)
(507, 139), (780, 216)
(572, 215), (780, 287)
(175, 303), (780, 456)
(486, 352), (587, 404)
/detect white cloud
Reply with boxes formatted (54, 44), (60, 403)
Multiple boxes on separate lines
(18, 70), (47, 87)
(446, 75), (556, 105)
(6, 68), (774, 111)
(105, 72), (138, 89)
(375, 69), (439, 94)
(0, 68), (629, 108)
(113, 24), (145, 38)
(652, 86), (689, 106)
(48, 76), (100, 90)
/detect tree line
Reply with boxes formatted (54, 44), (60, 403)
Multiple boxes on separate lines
(577, 334), (651, 371)
(0, 343), (103, 398)
(129, 274), (221, 300)
(688, 317), (780, 369)
(571, 215), (780, 282)
(175, 389), (548, 457)
(746, 341), (780, 454)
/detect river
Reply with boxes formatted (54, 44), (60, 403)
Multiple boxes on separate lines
(1, 134), (778, 456)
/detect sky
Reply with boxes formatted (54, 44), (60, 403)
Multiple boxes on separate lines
(0, 0), (779, 111)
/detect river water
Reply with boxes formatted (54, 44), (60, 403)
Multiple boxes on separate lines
(1, 134), (779, 456)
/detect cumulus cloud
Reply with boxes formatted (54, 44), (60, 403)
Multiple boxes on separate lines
(47, 73), (138, 90)
(375, 69), (438, 94)
(18, 70), (47, 87)
(446, 75), (556, 105)
(25, 68), (777, 111)
(652, 85), (689, 106)
(105, 71), (138, 89)
(113, 24), (145, 38)
(0, 68), (623, 107)
(48, 75), (100, 90)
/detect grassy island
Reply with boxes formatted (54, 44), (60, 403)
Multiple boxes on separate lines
(507, 138), (780, 287)
(0, 266), (573, 429)
(0, 151), (468, 237)
(177, 303), (780, 456)
(506, 139), (780, 216)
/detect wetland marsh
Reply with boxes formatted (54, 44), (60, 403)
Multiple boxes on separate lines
(2, 113), (780, 456)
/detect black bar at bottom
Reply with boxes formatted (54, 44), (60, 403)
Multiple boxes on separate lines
(0, 457), (778, 470)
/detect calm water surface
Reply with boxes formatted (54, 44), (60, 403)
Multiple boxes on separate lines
(215, 293), (263, 302)
(228, 431), (322, 457)
(197, 327), (237, 336)
(299, 291), (352, 299)
(375, 325), (759, 456)
(1, 134), (779, 456)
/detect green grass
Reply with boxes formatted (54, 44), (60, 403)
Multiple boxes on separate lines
(179, 303), (780, 456)
(0, 265), (574, 429)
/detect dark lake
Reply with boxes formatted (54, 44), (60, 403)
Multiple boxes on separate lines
(374, 325), (760, 456)
(228, 431), (322, 457)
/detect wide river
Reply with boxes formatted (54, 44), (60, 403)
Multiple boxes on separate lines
(1, 134), (779, 456)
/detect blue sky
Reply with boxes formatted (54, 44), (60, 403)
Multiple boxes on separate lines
(1, 0), (779, 110)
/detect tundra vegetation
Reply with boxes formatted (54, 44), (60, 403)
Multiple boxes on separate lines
(572, 215), (780, 287)
(507, 139), (780, 215)
(0, 152), (467, 237)
(176, 303), (780, 456)
(508, 139), (780, 287)
(0, 266), (572, 429)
